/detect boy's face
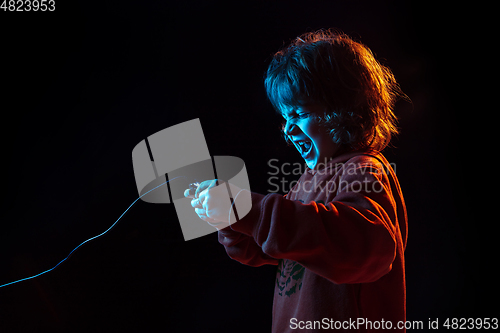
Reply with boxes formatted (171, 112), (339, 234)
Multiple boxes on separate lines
(282, 104), (339, 170)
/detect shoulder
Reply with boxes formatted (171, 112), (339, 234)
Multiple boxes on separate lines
(343, 153), (385, 172)
(344, 150), (387, 165)
(338, 152), (391, 185)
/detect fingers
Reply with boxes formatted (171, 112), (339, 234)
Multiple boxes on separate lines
(186, 179), (230, 229)
(193, 196), (217, 222)
(195, 207), (211, 219)
(184, 179), (224, 199)
(191, 187), (209, 208)
(195, 179), (223, 198)
(191, 190), (214, 224)
(196, 208), (229, 230)
(184, 188), (195, 199)
(191, 197), (201, 208)
(194, 207), (220, 224)
(195, 180), (210, 198)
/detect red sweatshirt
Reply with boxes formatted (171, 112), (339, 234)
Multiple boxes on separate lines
(218, 150), (407, 332)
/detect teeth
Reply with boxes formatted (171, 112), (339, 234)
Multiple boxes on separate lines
(295, 140), (311, 154)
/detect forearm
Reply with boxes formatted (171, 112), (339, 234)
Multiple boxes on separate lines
(230, 189), (397, 284)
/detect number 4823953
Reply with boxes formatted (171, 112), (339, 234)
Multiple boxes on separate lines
(1, 0), (55, 11)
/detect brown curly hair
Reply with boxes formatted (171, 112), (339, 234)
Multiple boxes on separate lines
(264, 29), (406, 152)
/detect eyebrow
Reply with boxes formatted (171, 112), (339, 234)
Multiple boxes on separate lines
(282, 108), (296, 119)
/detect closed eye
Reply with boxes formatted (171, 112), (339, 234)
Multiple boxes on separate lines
(283, 111), (309, 121)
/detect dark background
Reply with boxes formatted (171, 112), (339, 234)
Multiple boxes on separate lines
(0, 1), (491, 332)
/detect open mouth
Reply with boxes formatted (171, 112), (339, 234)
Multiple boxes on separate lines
(294, 140), (312, 158)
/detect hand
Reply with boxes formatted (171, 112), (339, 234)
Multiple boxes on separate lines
(183, 182), (200, 199)
(188, 180), (224, 227)
(185, 179), (242, 230)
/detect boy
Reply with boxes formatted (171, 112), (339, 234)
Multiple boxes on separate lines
(188, 29), (408, 332)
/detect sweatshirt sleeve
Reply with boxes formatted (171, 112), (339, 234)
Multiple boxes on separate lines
(218, 228), (279, 266)
(227, 157), (399, 284)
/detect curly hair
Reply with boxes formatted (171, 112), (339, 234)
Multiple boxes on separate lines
(264, 29), (406, 152)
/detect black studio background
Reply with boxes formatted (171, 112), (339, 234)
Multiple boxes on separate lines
(0, 1), (492, 332)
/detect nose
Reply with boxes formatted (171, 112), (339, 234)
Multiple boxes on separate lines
(284, 120), (299, 137)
